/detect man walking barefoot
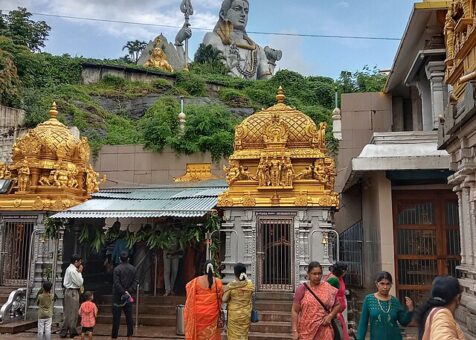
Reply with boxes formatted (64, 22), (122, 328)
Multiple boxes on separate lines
(60, 255), (83, 338)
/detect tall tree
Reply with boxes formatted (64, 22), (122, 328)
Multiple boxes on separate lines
(192, 43), (228, 75)
(1, 7), (50, 52)
(336, 66), (387, 94)
(122, 40), (147, 64)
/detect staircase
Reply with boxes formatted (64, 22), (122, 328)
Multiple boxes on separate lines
(94, 291), (293, 339)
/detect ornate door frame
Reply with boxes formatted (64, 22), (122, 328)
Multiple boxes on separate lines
(256, 215), (294, 292)
(0, 216), (36, 286)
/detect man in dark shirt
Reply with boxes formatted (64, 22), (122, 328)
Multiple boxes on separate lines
(112, 251), (138, 340)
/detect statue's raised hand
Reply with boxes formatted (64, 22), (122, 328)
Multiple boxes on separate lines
(175, 23), (192, 46)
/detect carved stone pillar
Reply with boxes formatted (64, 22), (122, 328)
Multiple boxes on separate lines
(464, 173), (476, 266)
(455, 189), (466, 264)
(220, 214), (236, 282)
(416, 79), (433, 131)
(425, 61), (448, 130)
(462, 187), (474, 266)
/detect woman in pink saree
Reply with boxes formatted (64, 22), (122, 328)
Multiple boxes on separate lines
(291, 261), (341, 340)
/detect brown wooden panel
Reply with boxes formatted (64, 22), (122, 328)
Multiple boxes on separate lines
(393, 190), (461, 306)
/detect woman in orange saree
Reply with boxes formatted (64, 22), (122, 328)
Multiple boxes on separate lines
(291, 261), (340, 340)
(184, 260), (224, 340)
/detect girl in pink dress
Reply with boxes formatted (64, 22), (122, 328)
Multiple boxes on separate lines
(326, 262), (350, 340)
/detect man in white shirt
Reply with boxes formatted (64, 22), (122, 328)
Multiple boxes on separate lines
(59, 254), (83, 338)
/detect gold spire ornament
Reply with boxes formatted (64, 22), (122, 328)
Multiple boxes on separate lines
(218, 87), (339, 208)
(0, 102), (105, 211)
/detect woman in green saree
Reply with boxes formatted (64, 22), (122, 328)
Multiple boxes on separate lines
(223, 263), (254, 340)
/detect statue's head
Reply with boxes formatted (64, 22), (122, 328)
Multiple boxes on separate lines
(218, 0), (249, 31)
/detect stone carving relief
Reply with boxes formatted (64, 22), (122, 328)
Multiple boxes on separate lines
(256, 156), (294, 188)
(17, 161), (30, 192)
(224, 160), (256, 185)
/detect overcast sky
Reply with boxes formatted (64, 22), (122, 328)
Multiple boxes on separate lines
(1, 0), (417, 79)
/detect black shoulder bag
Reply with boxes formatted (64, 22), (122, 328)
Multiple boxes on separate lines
(303, 283), (343, 340)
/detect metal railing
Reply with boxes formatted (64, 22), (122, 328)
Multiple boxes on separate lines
(339, 221), (363, 287)
(309, 228), (340, 263)
(135, 283), (140, 329)
(24, 228), (43, 320)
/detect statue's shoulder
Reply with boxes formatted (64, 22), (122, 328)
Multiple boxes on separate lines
(203, 31), (222, 46)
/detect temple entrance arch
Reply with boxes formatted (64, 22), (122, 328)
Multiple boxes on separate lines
(256, 217), (294, 292)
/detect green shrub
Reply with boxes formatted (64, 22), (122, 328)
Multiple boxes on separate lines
(152, 78), (174, 92)
(218, 88), (251, 107)
(175, 72), (207, 96)
(101, 74), (126, 88)
(0, 47), (21, 107)
(106, 114), (143, 145)
(140, 97), (239, 161)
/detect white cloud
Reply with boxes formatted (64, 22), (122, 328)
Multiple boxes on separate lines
(3, 0), (218, 42)
(267, 32), (313, 76)
(336, 1), (350, 8)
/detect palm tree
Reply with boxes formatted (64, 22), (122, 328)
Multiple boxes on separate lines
(122, 40), (147, 64)
(192, 44), (229, 75)
(194, 43), (224, 64)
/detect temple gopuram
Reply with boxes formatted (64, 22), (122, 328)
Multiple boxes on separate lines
(0, 103), (103, 210)
(218, 87), (339, 291)
(439, 0), (476, 336)
(0, 103), (103, 319)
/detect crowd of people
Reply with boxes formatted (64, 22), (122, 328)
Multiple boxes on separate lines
(39, 255), (465, 340)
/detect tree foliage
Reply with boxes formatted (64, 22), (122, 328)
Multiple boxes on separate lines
(191, 43), (229, 75)
(140, 97), (239, 161)
(0, 7), (50, 52)
(122, 40), (147, 64)
(336, 65), (387, 94)
(0, 47), (21, 107)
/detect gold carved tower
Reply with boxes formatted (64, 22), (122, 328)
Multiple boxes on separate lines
(445, 0), (476, 99)
(218, 87), (339, 208)
(0, 103), (104, 211)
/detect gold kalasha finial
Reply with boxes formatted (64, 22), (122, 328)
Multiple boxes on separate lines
(276, 86), (285, 104)
(49, 102), (58, 119)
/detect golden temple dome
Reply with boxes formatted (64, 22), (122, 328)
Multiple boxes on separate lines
(0, 103), (104, 211)
(234, 87), (326, 150)
(218, 87), (338, 208)
(12, 102), (87, 163)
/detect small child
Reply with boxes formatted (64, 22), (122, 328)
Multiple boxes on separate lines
(37, 281), (54, 340)
(78, 291), (98, 340)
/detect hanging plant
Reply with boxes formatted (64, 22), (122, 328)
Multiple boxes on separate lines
(79, 224), (106, 252)
(44, 216), (69, 239)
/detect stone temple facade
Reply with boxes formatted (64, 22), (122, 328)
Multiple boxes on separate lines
(439, 0), (476, 337)
(217, 88), (339, 291)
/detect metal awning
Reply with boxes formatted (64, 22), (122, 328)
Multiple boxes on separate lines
(51, 180), (227, 219)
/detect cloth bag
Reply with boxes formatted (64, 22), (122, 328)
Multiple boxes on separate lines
(251, 292), (259, 323)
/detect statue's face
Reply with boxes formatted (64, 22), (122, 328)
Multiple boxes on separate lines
(225, 0), (249, 31)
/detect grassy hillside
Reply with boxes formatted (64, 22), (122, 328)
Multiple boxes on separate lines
(1, 36), (348, 159)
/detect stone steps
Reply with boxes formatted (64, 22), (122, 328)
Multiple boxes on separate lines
(95, 293), (293, 338)
(0, 320), (37, 334)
